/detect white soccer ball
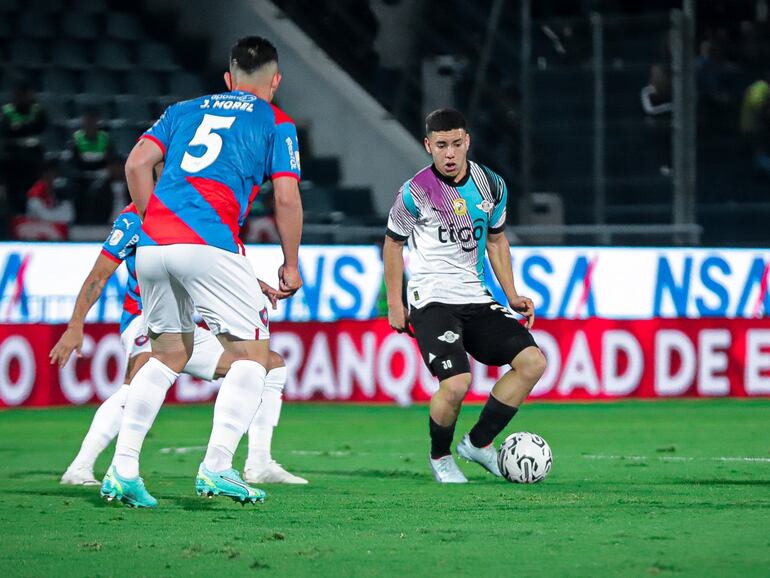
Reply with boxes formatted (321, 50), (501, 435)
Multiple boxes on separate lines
(497, 432), (553, 484)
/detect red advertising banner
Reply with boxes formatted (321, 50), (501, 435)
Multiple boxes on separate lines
(1, 319), (769, 407)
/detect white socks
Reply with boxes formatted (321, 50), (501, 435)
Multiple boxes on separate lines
(69, 384), (129, 471)
(246, 367), (287, 469)
(203, 360), (266, 473)
(112, 358), (178, 479)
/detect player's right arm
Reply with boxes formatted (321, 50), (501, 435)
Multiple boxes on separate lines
(125, 138), (164, 218)
(384, 181), (418, 335)
(49, 253), (120, 368)
(127, 107), (173, 217)
(383, 236), (412, 336)
(50, 210), (140, 367)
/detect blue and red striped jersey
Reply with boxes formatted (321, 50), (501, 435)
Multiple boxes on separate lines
(100, 204), (142, 333)
(139, 90), (301, 254)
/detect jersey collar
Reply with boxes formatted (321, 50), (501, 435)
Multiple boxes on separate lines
(431, 162), (471, 188)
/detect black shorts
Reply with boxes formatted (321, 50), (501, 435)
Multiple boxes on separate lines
(410, 301), (538, 380)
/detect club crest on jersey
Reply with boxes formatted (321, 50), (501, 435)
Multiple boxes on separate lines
(259, 307), (269, 328)
(453, 198), (467, 216)
(476, 200), (494, 214)
(135, 335), (149, 346)
(108, 229), (124, 246)
(437, 331), (460, 343)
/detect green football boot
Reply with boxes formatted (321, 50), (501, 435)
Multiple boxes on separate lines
(195, 463), (266, 505)
(100, 465), (158, 508)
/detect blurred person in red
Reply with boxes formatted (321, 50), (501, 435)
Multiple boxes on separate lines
(25, 160), (74, 225)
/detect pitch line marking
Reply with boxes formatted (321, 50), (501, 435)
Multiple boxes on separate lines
(582, 454), (770, 463)
(159, 445), (207, 454)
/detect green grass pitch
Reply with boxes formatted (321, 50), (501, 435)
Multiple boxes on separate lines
(0, 400), (768, 577)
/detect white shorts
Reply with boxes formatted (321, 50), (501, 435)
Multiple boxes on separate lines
(120, 314), (152, 358)
(136, 244), (270, 341)
(119, 313), (225, 381)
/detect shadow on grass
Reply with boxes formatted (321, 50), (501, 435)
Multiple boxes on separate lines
(298, 468), (504, 486)
(12, 486), (104, 507)
(7, 469), (60, 480)
(682, 479), (770, 487)
(299, 468), (433, 481)
(165, 494), (254, 512)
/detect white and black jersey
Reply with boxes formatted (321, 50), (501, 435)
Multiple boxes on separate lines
(386, 161), (507, 309)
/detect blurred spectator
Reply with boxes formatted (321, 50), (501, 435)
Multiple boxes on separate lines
(739, 75), (770, 174)
(79, 157), (128, 225)
(696, 39), (731, 118)
(736, 21), (767, 72)
(641, 62), (672, 176)
(25, 160), (74, 225)
(1, 80), (47, 215)
(67, 107), (113, 183)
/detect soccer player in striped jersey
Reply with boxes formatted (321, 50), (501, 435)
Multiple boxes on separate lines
(383, 108), (547, 483)
(51, 204), (307, 488)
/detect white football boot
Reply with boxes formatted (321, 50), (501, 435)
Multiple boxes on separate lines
(60, 465), (100, 486)
(429, 454), (468, 483)
(456, 434), (503, 477)
(243, 461), (309, 484)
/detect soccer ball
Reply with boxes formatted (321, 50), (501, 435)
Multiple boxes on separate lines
(497, 432), (552, 484)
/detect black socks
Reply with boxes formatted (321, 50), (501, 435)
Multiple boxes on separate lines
(468, 395), (518, 448)
(429, 416), (456, 459)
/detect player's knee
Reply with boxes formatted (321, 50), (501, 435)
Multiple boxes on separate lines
(512, 347), (547, 385)
(154, 350), (191, 373)
(439, 373), (471, 405)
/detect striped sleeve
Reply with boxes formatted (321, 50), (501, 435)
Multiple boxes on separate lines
(386, 181), (419, 241)
(489, 176), (507, 234)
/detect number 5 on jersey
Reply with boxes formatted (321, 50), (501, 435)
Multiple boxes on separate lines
(180, 114), (236, 173)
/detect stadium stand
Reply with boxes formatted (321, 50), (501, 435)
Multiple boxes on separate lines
(0, 0), (371, 242)
(274, 0), (770, 246)
(2, 0), (769, 244)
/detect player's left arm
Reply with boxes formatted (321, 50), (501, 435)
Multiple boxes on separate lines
(487, 232), (535, 329)
(486, 176), (535, 329)
(125, 138), (164, 218)
(269, 119), (304, 295)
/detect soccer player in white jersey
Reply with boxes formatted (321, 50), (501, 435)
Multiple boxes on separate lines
(99, 36), (304, 507)
(50, 206), (307, 487)
(383, 108), (547, 483)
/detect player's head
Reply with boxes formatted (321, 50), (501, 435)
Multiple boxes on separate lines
(225, 36), (281, 102)
(424, 108), (470, 181)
